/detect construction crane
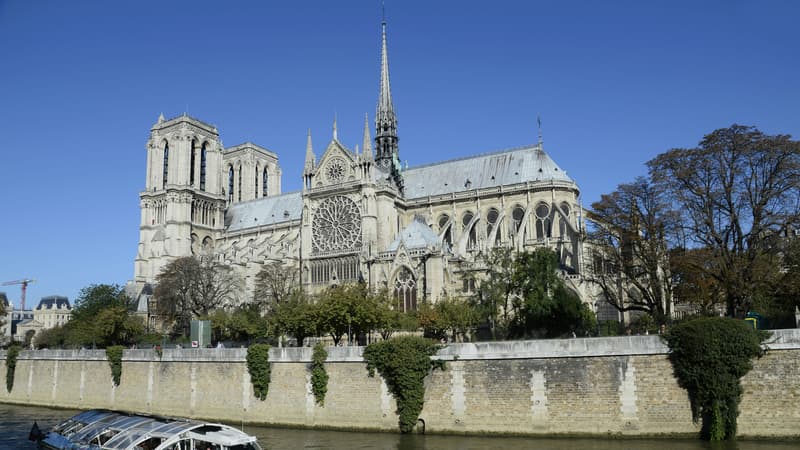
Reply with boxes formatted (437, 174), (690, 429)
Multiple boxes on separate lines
(2, 278), (36, 310)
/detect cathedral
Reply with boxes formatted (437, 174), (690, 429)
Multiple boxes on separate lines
(132, 19), (593, 321)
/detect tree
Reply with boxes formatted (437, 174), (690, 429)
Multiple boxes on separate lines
(253, 261), (299, 313)
(316, 284), (379, 346)
(66, 284), (143, 347)
(153, 256), (242, 333)
(373, 288), (418, 340)
(418, 297), (478, 342)
(649, 125), (800, 317)
(207, 304), (270, 344)
(587, 177), (676, 321)
(476, 248), (595, 339)
(269, 291), (317, 347)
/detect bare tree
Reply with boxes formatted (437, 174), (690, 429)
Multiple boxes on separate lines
(153, 256), (242, 332)
(648, 125), (800, 316)
(253, 260), (299, 312)
(587, 177), (677, 320)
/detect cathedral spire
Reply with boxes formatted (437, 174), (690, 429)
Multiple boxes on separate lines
(332, 113), (338, 141)
(375, 14), (398, 170)
(304, 128), (315, 172)
(362, 112), (373, 160)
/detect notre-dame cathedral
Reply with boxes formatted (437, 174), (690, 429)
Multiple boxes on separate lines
(132, 19), (595, 323)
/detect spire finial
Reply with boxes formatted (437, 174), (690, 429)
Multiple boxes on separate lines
(158, 112), (165, 123)
(362, 113), (373, 160)
(304, 128), (315, 172)
(375, 6), (398, 168)
(333, 113), (338, 141)
(537, 114), (543, 148)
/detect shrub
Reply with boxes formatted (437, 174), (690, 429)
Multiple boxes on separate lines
(246, 344), (271, 400)
(310, 342), (328, 406)
(664, 317), (768, 440)
(106, 345), (125, 387)
(363, 336), (445, 433)
(6, 344), (21, 393)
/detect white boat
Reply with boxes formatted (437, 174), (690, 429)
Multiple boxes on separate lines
(36, 409), (262, 450)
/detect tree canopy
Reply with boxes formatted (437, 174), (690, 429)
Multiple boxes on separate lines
(153, 256), (241, 332)
(648, 125), (800, 317)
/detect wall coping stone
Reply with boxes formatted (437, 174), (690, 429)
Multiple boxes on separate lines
(3, 328), (798, 363)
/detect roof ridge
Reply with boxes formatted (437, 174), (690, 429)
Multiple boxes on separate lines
(406, 144), (541, 171)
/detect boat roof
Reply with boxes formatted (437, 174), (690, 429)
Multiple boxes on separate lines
(46, 409), (258, 449)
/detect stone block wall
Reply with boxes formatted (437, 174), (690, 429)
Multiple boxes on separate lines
(1, 330), (799, 438)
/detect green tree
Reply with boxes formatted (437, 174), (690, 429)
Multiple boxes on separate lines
(587, 177), (676, 321)
(207, 304), (269, 343)
(373, 288), (418, 340)
(477, 248), (595, 339)
(418, 297), (478, 342)
(153, 256), (242, 333)
(269, 291), (317, 347)
(316, 284), (380, 345)
(67, 284), (143, 347)
(649, 125), (800, 317)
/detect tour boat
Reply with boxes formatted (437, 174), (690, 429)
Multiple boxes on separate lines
(34, 409), (262, 450)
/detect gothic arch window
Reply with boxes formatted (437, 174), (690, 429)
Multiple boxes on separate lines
(512, 206), (526, 239)
(268, 166), (269, 197)
(486, 208), (501, 246)
(200, 143), (207, 191)
(394, 267), (417, 312)
(438, 214), (452, 248)
(559, 202), (571, 238)
(462, 211), (476, 250)
(237, 165), (242, 202)
(254, 164), (260, 199)
(535, 202), (551, 239)
(162, 142), (169, 188)
(228, 166), (234, 202)
(190, 140), (196, 186)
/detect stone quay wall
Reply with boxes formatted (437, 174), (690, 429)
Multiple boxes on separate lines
(2, 329), (799, 438)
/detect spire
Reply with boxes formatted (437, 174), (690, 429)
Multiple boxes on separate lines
(157, 112), (165, 123)
(304, 129), (315, 172)
(375, 14), (398, 169)
(537, 114), (543, 148)
(332, 113), (338, 141)
(362, 113), (373, 160)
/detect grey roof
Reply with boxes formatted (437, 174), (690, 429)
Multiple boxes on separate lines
(225, 191), (303, 232)
(37, 295), (70, 310)
(387, 218), (441, 251)
(402, 145), (574, 199)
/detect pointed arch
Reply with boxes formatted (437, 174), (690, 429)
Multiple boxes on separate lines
(262, 166), (269, 197)
(393, 266), (417, 312)
(200, 142), (208, 191)
(162, 141), (169, 188)
(438, 214), (452, 248)
(227, 165), (234, 202)
(190, 139), (197, 186)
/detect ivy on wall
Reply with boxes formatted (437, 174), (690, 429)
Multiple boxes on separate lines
(247, 344), (271, 400)
(310, 342), (329, 406)
(106, 345), (124, 387)
(363, 336), (445, 433)
(664, 317), (768, 440)
(5, 345), (21, 393)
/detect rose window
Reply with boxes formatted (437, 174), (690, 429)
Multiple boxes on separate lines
(312, 196), (362, 253)
(325, 158), (346, 183)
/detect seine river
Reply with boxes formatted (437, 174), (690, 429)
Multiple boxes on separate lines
(1, 404), (796, 450)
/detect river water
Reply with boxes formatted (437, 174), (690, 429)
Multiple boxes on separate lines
(1, 404), (796, 450)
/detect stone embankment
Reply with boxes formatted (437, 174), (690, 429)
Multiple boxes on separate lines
(2, 329), (799, 437)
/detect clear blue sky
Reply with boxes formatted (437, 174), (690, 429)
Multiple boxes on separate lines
(1, 1), (798, 308)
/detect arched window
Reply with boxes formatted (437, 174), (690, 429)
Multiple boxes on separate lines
(254, 164), (260, 199)
(162, 142), (169, 188)
(394, 268), (417, 312)
(560, 202), (571, 238)
(237, 165), (242, 202)
(200, 143), (207, 191)
(438, 214), (452, 247)
(228, 166), (234, 202)
(462, 212), (476, 249)
(486, 208), (500, 246)
(512, 206), (525, 239)
(268, 166), (269, 197)
(190, 140), (196, 186)
(535, 202), (551, 239)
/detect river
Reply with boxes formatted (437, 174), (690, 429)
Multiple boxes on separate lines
(1, 404), (796, 450)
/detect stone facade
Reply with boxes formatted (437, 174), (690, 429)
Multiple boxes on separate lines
(3, 330), (799, 437)
(132, 19), (593, 316)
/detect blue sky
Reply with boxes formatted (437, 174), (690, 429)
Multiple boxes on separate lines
(1, 1), (798, 308)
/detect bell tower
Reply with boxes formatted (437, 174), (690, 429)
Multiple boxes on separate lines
(134, 114), (227, 290)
